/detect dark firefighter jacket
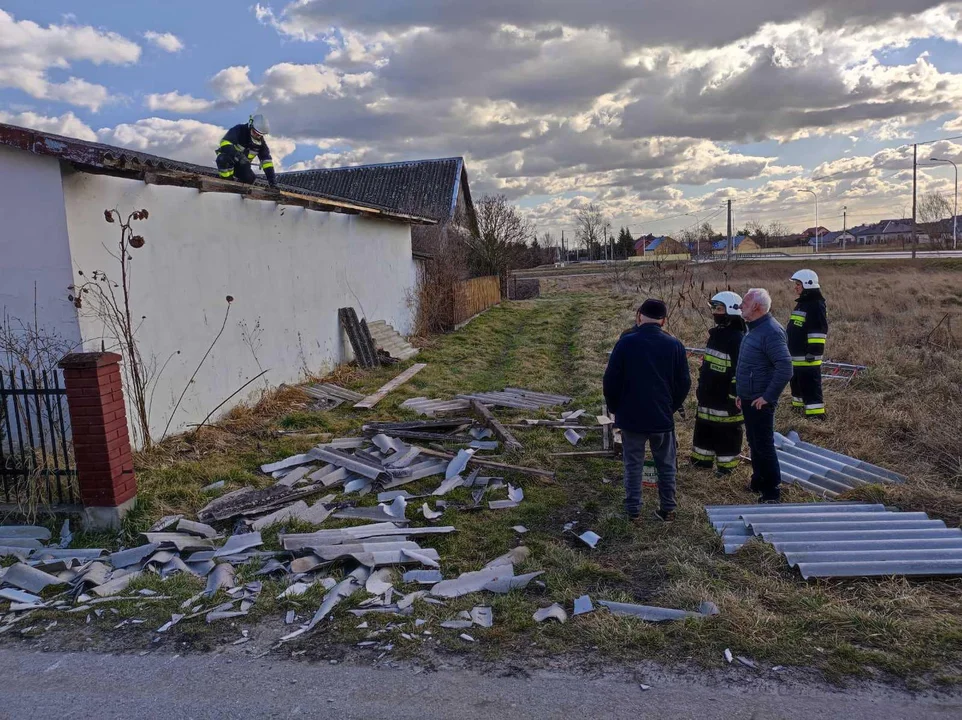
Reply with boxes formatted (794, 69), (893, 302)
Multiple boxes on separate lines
(696, 320), (746, 421)
(216, 124), (276, 184)
(786, 289), (828, 366)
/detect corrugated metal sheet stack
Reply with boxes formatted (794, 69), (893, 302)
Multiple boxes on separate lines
(706, 502), (962, 579)
(775, 431), (906, 498)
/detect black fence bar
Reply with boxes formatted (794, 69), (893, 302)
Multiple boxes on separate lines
(0, 368), (77, 505)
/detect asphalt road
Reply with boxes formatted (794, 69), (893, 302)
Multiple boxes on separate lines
(1, 648), (960, 720)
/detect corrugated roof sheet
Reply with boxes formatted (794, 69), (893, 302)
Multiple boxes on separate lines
(775, 431), (905, 498)
(705, 502), (962, 578)
(0, 122), (435, 224)
(279, 158), (466, 224)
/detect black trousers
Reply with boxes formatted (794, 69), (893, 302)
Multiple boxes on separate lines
(691, 418), (743, 472)
(790, 365), (825, 417)
(742, 401), (781, 501)
(215, 153), (255, 184)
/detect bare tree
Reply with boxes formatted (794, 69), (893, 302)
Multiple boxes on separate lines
(575, 203), (607, 260)
(919, 191), (952, 245)
(469, 194), (532, 285)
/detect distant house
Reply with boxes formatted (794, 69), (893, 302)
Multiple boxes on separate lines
(811, 230), (855, 247)
(922, 215), (961, 245)
(633, 234), (654, 256)
(279, 158), (479, 261)
(644, 236), (688, 256)
(802, 226), (831, 239)
(710, 235), (760, 253)
(850, 219), (913, 245)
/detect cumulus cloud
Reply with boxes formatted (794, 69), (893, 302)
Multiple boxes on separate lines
(95, 117), (296, 169)
(210, 65), (257, 103)
(242, 2), (962, 231)
(144, 91), (215, 113)
(256, 0), (947, 48)
(143, 31), (184, 53)
(0, 110), (96, 141)
(0, 9), (140, 111)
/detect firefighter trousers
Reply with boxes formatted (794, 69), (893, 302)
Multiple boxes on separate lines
(790, 365), (825, 417)
(215, 152), (256, 184)
(691, 416), (743, 472)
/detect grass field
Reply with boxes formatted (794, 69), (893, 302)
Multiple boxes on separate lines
(12, 259), (962, 685)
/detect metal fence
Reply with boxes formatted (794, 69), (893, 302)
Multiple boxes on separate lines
(0, 369), (78, 506)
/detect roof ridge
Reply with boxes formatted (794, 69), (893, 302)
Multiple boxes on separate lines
(280, 157), (463, 176)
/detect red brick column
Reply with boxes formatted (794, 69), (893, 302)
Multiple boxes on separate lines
(58, 352), (136, 527)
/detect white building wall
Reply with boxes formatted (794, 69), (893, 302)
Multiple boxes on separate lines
(61, 172), (417, 444)
(0, 148), (82, 349)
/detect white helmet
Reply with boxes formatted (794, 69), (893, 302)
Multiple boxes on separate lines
(249, 114), (270, 137)
(710, 291), (742, 316)
(791, 269), (819, 289)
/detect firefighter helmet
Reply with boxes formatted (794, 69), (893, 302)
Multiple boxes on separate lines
(710, 291), (742, 316)
(791, 269), (819, 289)
(249, 114), (270, 138)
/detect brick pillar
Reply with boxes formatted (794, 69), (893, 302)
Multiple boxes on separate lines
(58, 352), (137, 529)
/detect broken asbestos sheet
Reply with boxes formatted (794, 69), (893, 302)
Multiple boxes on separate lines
(533, 603), (568, 623)
(598, 600), (720, 622)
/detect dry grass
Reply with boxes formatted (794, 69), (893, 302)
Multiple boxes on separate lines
(43, 259), (962, 684)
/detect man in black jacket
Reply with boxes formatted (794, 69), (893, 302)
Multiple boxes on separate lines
(692, 292), (746, 473)
(786, 269), (828, 418)
(604, 299), (691, 521)
(215, 114), (277, 187)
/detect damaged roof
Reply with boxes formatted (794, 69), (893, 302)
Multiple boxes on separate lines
(279, 157), (473, 226)
(0, 122), (436, 224)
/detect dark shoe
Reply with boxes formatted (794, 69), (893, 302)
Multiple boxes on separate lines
(757, 496), (781, 504)
(626, 511), (641, 521)
(652, 509), (676, 522)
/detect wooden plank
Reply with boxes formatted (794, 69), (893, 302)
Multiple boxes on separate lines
(414, 446), (554, 481)
(470, 400), (522, 452)
(354, 364), (427, 409)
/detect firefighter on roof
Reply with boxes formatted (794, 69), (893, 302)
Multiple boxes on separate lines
(691, 291), (747, 473)
(786, 269), (828, 418)
(215, 114), (276, 187)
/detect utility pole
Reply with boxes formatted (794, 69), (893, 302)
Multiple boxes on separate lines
(727, 199), (733, 261)
(842, 206), (847, 251)
(912, 143), (918, 259)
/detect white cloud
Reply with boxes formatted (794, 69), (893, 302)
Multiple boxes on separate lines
(210, 65), (257, 103)
(0, 9), (140, 111)
(941, 114), (962, 132)
(144, 91), (216, 113)
(240, 2), (962, 233)
(259, 63), (344, 101)
(143, 31), (184, 53)
(0, 110), (96, 141)
(96, 117), (297, 169)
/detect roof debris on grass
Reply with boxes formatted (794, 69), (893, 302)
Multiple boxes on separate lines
(0, 386), (611, 647)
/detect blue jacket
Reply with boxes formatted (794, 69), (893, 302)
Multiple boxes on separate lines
(735, 313), (793, 405)
(603, 324), (691, 434)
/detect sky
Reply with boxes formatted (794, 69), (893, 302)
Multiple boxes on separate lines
(3, 1), (962, 239)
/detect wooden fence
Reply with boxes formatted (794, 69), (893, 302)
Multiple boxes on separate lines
(453, 275), (501, 327)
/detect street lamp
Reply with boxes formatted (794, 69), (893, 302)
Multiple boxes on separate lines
(930, 157), (958, 250)
(799, 189), (819, 253)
